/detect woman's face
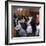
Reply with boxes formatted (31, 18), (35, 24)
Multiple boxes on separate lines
(21, 17), (25, 23)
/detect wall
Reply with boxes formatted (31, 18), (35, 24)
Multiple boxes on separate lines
(0, 0), (46, 46)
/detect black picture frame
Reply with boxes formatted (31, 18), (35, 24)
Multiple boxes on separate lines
(5, 1), (45, 45)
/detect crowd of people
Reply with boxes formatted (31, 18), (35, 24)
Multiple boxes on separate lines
(13, 15), (39, 37)
(13, 14), (40, 37)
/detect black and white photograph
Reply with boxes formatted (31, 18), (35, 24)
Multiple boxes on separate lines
(12, 6), (40, 37)
(5, 1), (45, 45)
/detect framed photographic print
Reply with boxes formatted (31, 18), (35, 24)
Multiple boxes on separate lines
(5, 1), (45, 45)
